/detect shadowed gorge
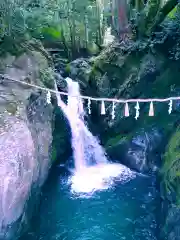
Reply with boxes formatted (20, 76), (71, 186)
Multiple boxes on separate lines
(0, 0), (180, 239)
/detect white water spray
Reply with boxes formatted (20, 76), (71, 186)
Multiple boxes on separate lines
(58, 77), (135, 194)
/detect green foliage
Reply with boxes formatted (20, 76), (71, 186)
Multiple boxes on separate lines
(162, 127), (180, 195)
(0, 0), (108, 57)
(0, 0), (29, 55)
(6, 102), (18, 115)
(130, 0), (179, 38)
(105, 135), (130, 148)
(0, 0), (178, 57)
(65, 63), (71, 73)
(168, 5), (178, 18)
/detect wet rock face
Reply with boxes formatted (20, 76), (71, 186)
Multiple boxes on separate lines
(126, 128), (163, 172)
(0, 52), (53, 239)
(160, 202), (180, 240)
(107, 128), (164, 173)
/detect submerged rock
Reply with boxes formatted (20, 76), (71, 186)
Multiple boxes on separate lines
(0, 52), (53, 239)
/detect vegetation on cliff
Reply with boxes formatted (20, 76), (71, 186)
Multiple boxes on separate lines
(162, 127), (180, 201)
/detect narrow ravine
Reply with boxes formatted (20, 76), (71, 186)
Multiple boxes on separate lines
(0, 0), (180, 239)
(19, 78), (160, 240)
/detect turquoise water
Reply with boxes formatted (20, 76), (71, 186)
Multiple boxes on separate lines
(21, 167), (159, 240)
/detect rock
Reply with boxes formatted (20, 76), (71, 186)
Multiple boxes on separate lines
(161, 204), (180, 240)
(160, 127), (180, 240)
(66, 58), (92, 87)
(0, 54), (16, 71)
(52, 107), (72, 163)
(169, 88), (180, 113)
(54, 72), (67, 91)
(0, 52), (53, 239)
(107, 128), (164, 173)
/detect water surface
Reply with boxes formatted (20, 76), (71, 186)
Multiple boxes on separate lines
(21, 167), (159, 240)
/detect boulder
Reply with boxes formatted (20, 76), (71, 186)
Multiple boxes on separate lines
(0, 52), (53, 239)
(107, 128), (164, 173)
(66, 58), (92, 87)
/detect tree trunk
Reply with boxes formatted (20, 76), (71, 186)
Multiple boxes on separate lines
(117, 0), (131, 39)
(135, 0), (144, 12)
(151, 0), (178, 32)
(67, 0), (76, 58)
(84, 12), (89, 49)
(138, 0), (178, 37)
(110, 0), (116, 29)
(95, 0), (102, 45)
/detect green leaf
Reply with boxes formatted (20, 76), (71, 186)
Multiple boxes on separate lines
(42, 26), (62, 38)
(168, 5), (177, 19)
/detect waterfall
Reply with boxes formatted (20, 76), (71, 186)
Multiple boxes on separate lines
(65, 77), (108, 171)
(57, 77), (135, 194)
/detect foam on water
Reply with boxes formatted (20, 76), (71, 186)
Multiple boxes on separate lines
(69, 163), (136, 195)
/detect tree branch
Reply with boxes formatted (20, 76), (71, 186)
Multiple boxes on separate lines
(150, 0), (178, 32)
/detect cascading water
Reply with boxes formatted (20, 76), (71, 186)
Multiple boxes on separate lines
(58, 77), (135, 194)
(65, 77), (108, 168)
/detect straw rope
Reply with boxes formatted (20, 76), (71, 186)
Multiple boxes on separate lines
(0, 73), (180, 103)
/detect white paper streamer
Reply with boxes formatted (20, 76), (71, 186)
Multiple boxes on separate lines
(78, 98), (84, 115)
(46, 91), (51, 104)
(149, 101), (154, 116)
(135, 102), (140, 120)
(1, 73), (180, 104)
(168, 100), (173, 114)
(101, 101), (106, 115)
(88, 98), (91, 114)
(124, 102), (130, 117)
(111, 102), (116, 120)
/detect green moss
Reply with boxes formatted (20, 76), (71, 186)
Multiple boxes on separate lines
(30, 51), (54, 88)
(39, 67), (54, 88)
(89, 64), (102, 83)
(65, 63), (71, 73)
(6, 102), (18, 115)
(168, 5), (178, 19)
(87, 42), (100, 55)
(161, 126), (180, 196)
(105, 135), (127, 148)
(105, 133), (133, 148)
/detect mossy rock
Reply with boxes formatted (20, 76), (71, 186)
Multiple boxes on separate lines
(30, 51), (54, 89)
(161, 126), (180, 198)
(6, 102), (18, 115)
(31, 51), (49, 70)
(39, 67), (54, 89)
(65, 63), (71, 73)
(105, 135), (128, 148)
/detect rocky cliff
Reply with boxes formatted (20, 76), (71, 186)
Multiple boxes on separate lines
(0, 52), (54, 239)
